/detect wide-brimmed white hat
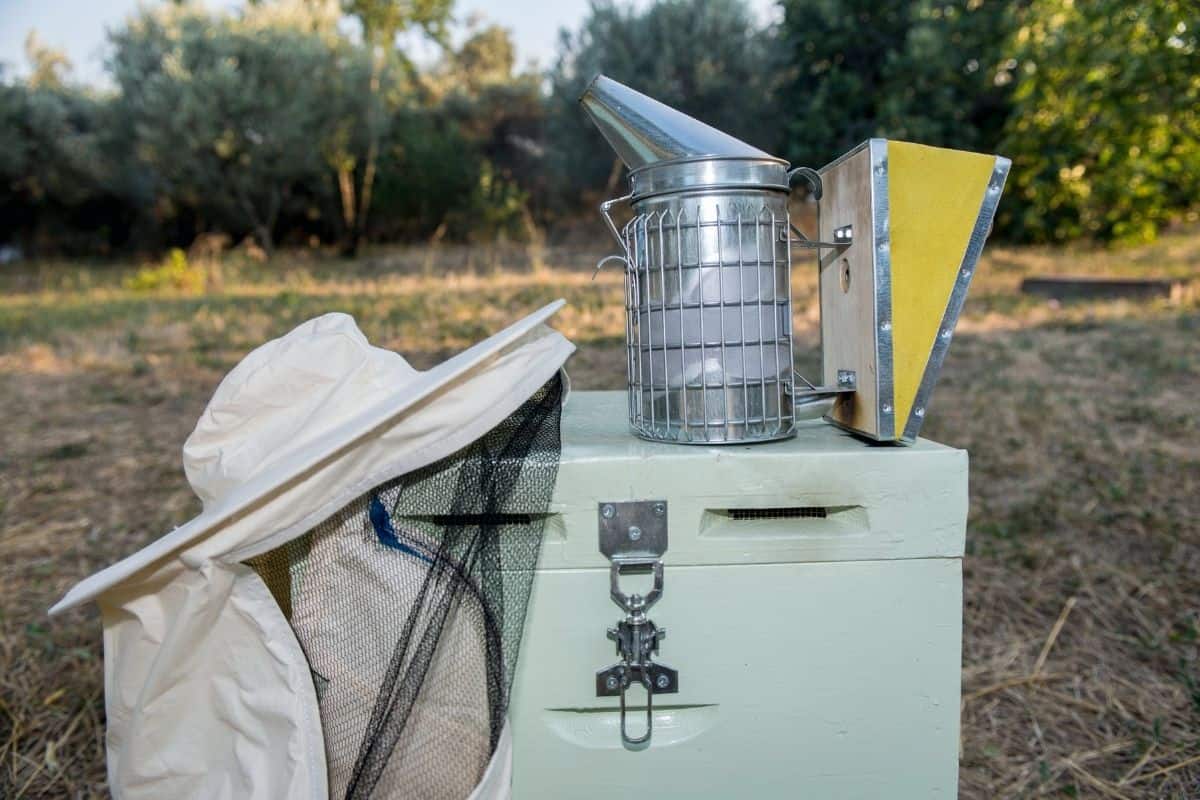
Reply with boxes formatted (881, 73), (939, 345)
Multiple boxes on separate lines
(52, 299), (573, 615)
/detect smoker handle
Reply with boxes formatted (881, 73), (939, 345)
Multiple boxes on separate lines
(788, 166), (856, 400)
(784, 166), (851, 250)
(787, 166), (822, 200)
(594, 193), (634, 275)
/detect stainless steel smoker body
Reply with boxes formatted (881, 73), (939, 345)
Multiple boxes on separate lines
(582, 76), (819, 445)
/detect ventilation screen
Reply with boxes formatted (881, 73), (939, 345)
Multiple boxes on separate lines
(250, 375), (563, 799)
(726, 506), (829, 521)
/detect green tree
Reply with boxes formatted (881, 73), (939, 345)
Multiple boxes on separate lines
(1000, 0), (1200, 243)
(432, 25), (544, 242)
(544, 0), (781, 213)
(339, 22), (542, 245)
(23, 31), (72, 90)
(776, 0), (1022, 170)
(337, 0), (453, 254)
(0, 64), (122, 253)
(108, 1), (361, 253)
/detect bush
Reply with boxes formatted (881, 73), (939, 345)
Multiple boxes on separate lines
(125, 248), (207, 292)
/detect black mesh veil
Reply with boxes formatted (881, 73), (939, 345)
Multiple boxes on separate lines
(249, 374), (563, 798)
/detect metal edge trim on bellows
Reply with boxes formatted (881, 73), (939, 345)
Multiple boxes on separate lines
(900, 155), (1011, 442)
(817, 139), (871, 176)
(869, 139), (895, 440)
(823, 413), (894, 443)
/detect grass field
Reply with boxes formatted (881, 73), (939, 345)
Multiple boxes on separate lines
(1, 231), (1199, 798)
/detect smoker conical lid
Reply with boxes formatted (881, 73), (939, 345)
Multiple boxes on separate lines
(579, 74), (773, 169)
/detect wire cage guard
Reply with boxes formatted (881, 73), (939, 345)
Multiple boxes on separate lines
(617, 194), (797, 444)
(580, 74), (852, 445)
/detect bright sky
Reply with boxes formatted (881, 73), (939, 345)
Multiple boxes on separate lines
(0, 0), (778, 86)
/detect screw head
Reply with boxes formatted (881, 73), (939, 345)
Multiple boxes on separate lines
(628, 526), (642, 541)
(606, 675), (619, 691)
(653, 503), (665, 516)
(656, 674), (670, 690)
(601, 504), (615, 519)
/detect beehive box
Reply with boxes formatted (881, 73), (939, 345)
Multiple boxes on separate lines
(510, 390), (968, 797)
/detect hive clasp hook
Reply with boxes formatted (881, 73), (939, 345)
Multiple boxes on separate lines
(595, 501), (679, 748)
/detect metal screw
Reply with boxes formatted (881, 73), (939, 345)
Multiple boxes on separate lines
(606, 676), (619, 691)
(915, 407), (925, 418)
(940, 328), (952, 340)
(653, 503), (665, 516)
(882, 403), (893, 414)
(601, 504), (615, 519)
(880, 321), (891, 333)
(656, 674), (670, 690)
(628, 526), (642, 541)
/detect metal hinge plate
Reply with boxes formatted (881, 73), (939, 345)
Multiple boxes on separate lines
(598, 500), (668, 564)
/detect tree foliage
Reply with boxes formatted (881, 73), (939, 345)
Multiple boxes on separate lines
(373, 23), (544, 242)
(0, 68), (123, 253)
(108, 1), (364, 252)
(23, 32), (73, 90)
(999, 0), (1200, 244)
(342, 0), (452, 47)
(336, 0), (453, 253)
(1, 0), (1197, 255)
(776, 0), (1023, 169)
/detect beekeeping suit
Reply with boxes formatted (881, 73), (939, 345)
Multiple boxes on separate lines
(50, 302), (575, 799)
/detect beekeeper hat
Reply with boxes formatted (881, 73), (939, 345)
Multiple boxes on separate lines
(50, 299), (573, 614)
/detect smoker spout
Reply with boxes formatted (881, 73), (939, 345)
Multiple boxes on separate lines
(578, 74), (772, 171)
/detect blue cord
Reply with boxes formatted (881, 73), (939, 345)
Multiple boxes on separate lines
(369, 494), (434, 564)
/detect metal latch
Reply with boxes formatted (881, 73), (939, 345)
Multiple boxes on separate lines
(595, 501), (678, 747)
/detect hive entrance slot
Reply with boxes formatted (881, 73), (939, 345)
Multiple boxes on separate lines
(699, 504), (867, 540)
(726, 507), (830, 521)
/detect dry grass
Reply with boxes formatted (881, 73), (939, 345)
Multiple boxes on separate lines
(1, 230), (1199, 797)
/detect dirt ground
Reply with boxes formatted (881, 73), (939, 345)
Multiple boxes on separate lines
(1, 232), (1198, 798)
